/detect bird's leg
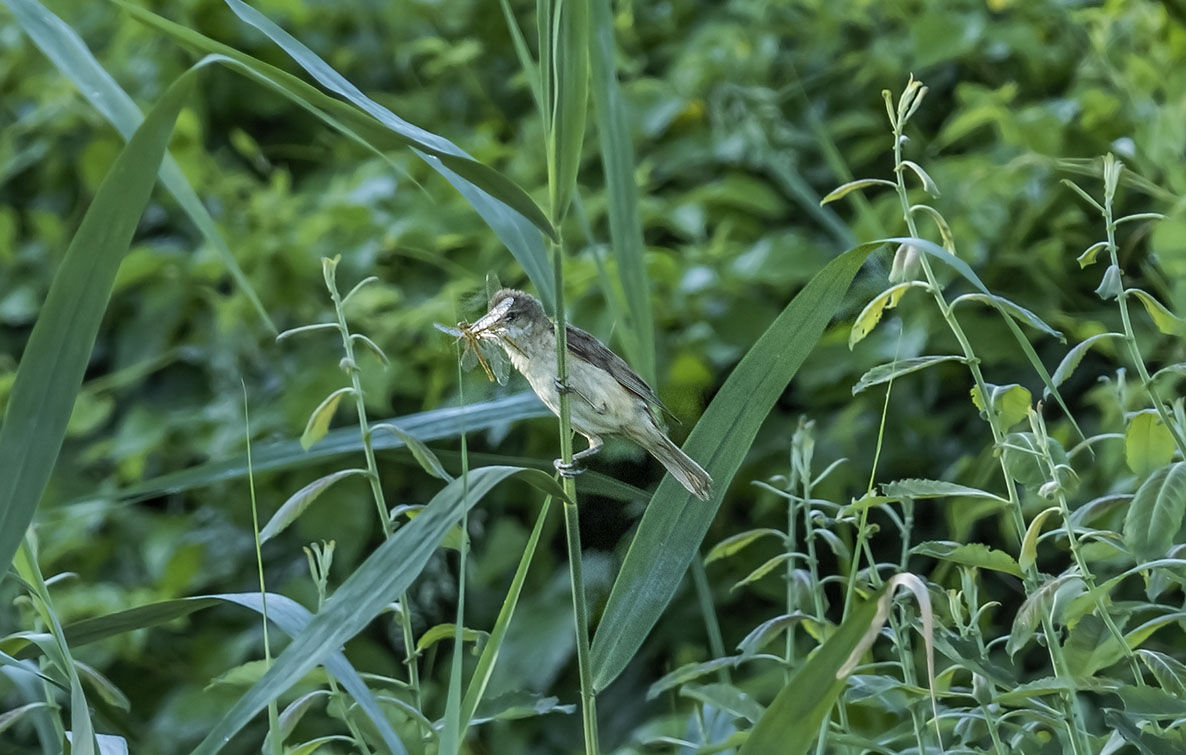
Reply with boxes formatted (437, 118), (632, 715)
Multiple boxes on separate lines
(554, 436), (603, 478)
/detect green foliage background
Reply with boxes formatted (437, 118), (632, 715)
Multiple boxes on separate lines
(2, 0), (1186, 752)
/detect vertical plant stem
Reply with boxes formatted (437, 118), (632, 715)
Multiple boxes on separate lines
(1098, 164), (1186, 457)
(552, 234), (600, 755)
(242, 386), (281, 755)
(691, 558), (731, 685)
(888, 86), (1088, 752)
(326, 263), (422, 710)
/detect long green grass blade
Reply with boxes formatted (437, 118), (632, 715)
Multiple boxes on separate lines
(191, 466), (567, 755)
(0, 61), (197, 578)
(2, 593), (405, 754)
(587, 0), (654, 382)
(590, 241), (880, 690)
(2, 0), (275, 332)
(220, 0), (558, 308)
(109, 0), (557, 311)
(105, 393), (544, 499)
(546, 0), (589, 219)
(459, 497), (554, 735)
(737, 586), (889, 755)
(14, 540), (97, 755)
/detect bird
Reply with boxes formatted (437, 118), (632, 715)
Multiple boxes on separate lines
(470, 288), (712, 501)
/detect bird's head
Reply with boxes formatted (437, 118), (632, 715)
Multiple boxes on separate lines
(471, 288), (549, 343)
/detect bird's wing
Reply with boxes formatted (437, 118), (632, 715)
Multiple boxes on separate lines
(565, 325), (675, 419)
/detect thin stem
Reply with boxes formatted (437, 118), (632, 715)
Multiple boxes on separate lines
(327, 268), (421, 709)
(242, 386), (281, 755)
(552, 234), (599, 754)
(1101, 182), (1186, 457)
(691, 559), (731, 685)
(889, 100), (1088, 751)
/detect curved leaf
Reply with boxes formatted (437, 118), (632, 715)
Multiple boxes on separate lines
(852, 355), (966, 394)
(3, 0), (273, 330)
(911, 541), (1022, 578)
(1048, 332), (1123, 393)
(260, 469), (369, 543)
(0, 58), (197, 578)
(590, 240), (881, 692)
(952, 293), (1063, 341)
(1127, 288), (1186, 336)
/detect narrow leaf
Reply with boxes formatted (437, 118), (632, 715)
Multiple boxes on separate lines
(1127, 288), (1186, 336)
(0, 59), (197, 577)
(881, 478), (1006, 502)
(260, 469), (369, 543)
(590, 241), (880, 692)
(849, 282), (920, 349)
(191, 467), (566, 754)
(1019, 506), (1061, 573)
(704, 528), (785, 565)
(300, 388), (353, 451)
(952, 292), (1063, 341)
(820, 178), (897, 205)
(1048, 333), (1123, 392)
(898, 160), (940, 196)
(852, 355), (967, 394)
(911, 541), (1022, 578)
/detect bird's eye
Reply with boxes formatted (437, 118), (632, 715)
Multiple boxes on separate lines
(505, 312), (517, 323)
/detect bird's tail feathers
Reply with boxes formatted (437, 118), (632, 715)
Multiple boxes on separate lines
(638, 428), (712, 501)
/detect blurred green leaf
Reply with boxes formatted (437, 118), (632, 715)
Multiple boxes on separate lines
(590, 240), (880, 692)
(911, 541), (1022, 578)
(1126, 410), (1176, 478)
(0, 59), (196, 578)
(1124, 462), (1186, 562)
(191, 467), (567, 754)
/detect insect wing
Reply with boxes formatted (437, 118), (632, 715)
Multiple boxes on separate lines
(479, 341), (510, 385)
(434, 322), (464, 338)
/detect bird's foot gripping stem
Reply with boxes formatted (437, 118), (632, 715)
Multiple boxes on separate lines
(553, 377), (573, 396)
(553, 457), (584, 478)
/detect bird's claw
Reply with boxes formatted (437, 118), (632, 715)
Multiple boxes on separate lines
(553, 377), (573, 395)
(553, 458), (584, 478)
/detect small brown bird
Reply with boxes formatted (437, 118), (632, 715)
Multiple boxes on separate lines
(471, 288), (712, 500)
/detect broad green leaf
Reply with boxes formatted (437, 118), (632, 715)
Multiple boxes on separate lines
(1077, 241), (1109, 268)
(1007, 575), (1086, 657)
(1118, 684), (1186, 718)
(911, 541), (1022, 578)
(680, 683), (765, 724)
(590, 241), (880, 692)
(300, 388), (352, 451)
(0, 59), (195, 579)
(1124, 462), (1186, 562)
(191, 467), (566, 754)
(1061, 614), (1123, 680)
(849, 282), (920, 349)
(260, 469), (368, 543)
(416, 623), (488, 653)
(881, 479), (1006, 502)
(2, 0), (273, 330)
(1126, 410), (1175, 478)
(852, 355), (967, 394)
(970, 383), (1033, 430)
(819, 178), (897, 205)
(1048, 332), (1123, 392)
(1127, 288), (1186, 336)
(4, 592), (405, 753)
(951, 293), (1063, 341)
(704, 528), (785, 565)
(1019, 506), (1061, 573)
(588, 0), (654, 381)
(114, 0), (557, 310)
(109, 393), (549, 501)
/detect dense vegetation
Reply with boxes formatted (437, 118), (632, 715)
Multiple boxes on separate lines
(2, 0), (1186, 753)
